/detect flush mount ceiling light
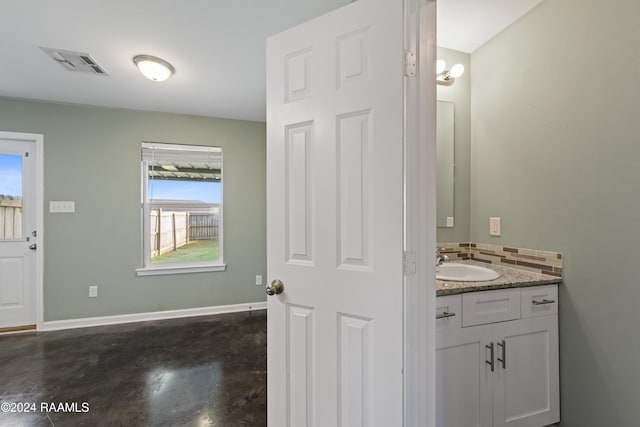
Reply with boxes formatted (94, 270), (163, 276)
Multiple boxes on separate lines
(436, 59), (465, 86)
(133, 55), (175, 82)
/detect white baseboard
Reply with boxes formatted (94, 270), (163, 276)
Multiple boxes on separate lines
(40, 301), (267, 332)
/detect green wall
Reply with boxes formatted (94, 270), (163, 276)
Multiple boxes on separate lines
(436, 47), (471, 243)
(0, 97), (267, 322)
(470, 1), (640, 425)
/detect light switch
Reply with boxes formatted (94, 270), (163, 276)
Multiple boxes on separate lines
(489, 217), (501, 236)
(446, 217), (454, 227)
(50, 201), (75, 213)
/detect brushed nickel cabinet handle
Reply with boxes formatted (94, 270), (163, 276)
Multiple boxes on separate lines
(497, 339), (506, 369)
(532, 299), (556, 306)
(436, 311), (456, 320)
(486, 343), (495, 372)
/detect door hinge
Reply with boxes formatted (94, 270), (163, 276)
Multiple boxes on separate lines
(25, 152), (30, 157)
(403, 250), (416, 276)
(404, 50), (416, 77)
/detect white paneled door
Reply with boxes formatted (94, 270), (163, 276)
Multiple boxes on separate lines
(0, 134), (40, 329)
(266, 0), (405, 425)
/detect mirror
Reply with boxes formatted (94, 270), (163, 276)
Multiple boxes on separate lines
(437, 100), (455, 228)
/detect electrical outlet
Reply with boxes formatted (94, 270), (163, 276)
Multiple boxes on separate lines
(255, 275), (263, 286)
(89, 285), (98, 298)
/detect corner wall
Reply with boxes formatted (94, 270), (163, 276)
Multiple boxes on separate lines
(0, 97), (267, 322)
(470, 1), (640, 425)
(436, 47), (471, 243)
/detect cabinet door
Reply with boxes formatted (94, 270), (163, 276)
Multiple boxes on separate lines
(492, 316), (560, 427)
(436, 325), (493, 427)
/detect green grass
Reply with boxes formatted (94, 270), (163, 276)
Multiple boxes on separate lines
(152, 239), (219, 264)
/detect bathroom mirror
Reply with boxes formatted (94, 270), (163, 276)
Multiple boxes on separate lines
(437, 100), (455, 228)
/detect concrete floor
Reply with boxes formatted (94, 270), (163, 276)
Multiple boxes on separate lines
(0, 310), (267, 426)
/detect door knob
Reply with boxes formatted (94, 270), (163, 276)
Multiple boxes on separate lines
(266, 279), (284, 296)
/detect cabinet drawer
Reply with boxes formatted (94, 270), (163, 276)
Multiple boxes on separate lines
(462, 289), (521, 327)
(521, 285), (558, 318)
(436, 295), (462, 330)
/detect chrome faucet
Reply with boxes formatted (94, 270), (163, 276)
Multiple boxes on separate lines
(436, 248), (449, 266)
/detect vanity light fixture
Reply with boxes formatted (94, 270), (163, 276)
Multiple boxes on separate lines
(133, 55), (175, 82)
(436, 59), (465, 86)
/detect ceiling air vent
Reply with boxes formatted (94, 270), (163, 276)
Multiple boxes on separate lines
(40, 47), (109, 76)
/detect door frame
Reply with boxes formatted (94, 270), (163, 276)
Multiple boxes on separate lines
(403, 0), (437, 425)
(0, 131), (44, 329)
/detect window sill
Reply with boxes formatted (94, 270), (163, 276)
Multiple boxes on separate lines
(135, 263), (227, 277)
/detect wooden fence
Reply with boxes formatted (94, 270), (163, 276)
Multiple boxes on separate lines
(150, 209), (218, 257)
(189, 213), (219, 240)
(0, 198), (22, 240)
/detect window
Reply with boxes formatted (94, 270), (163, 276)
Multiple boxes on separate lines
(136, 142), (224, 276)
(0, 153), (23, 240)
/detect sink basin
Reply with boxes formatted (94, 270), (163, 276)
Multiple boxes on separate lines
(436, 263), (500, 282)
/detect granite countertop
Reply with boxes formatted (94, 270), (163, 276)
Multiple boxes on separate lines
(436, 260), (561, 296)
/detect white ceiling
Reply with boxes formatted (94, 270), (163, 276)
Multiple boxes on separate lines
(0, 0), (542, 123)
(438, 0), (544, 53)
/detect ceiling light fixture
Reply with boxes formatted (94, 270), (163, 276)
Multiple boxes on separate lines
(133, 55), (175, 82)
(436, 59), (465, 86)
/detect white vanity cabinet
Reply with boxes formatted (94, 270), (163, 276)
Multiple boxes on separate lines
(436, 285), (559, 427)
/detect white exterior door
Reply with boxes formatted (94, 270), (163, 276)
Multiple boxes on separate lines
(0, 134), (39, 329)
(266, 0), (405, 425)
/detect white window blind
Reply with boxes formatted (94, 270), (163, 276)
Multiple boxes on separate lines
(141, 142), (222, 163)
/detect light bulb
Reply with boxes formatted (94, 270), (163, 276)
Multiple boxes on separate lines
(449, 63), (465, 79)
(436, 59), (446, 75)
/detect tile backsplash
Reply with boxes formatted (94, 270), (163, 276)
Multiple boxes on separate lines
(437, 242), (563, 278)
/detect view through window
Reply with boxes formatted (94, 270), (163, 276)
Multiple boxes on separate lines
(141, 143), (223, 270)
(0, 153), (23, 241)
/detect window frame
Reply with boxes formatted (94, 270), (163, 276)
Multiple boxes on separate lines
(135, 142), (225, 277)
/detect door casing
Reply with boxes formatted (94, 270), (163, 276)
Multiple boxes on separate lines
(403, 0), (437, 425)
